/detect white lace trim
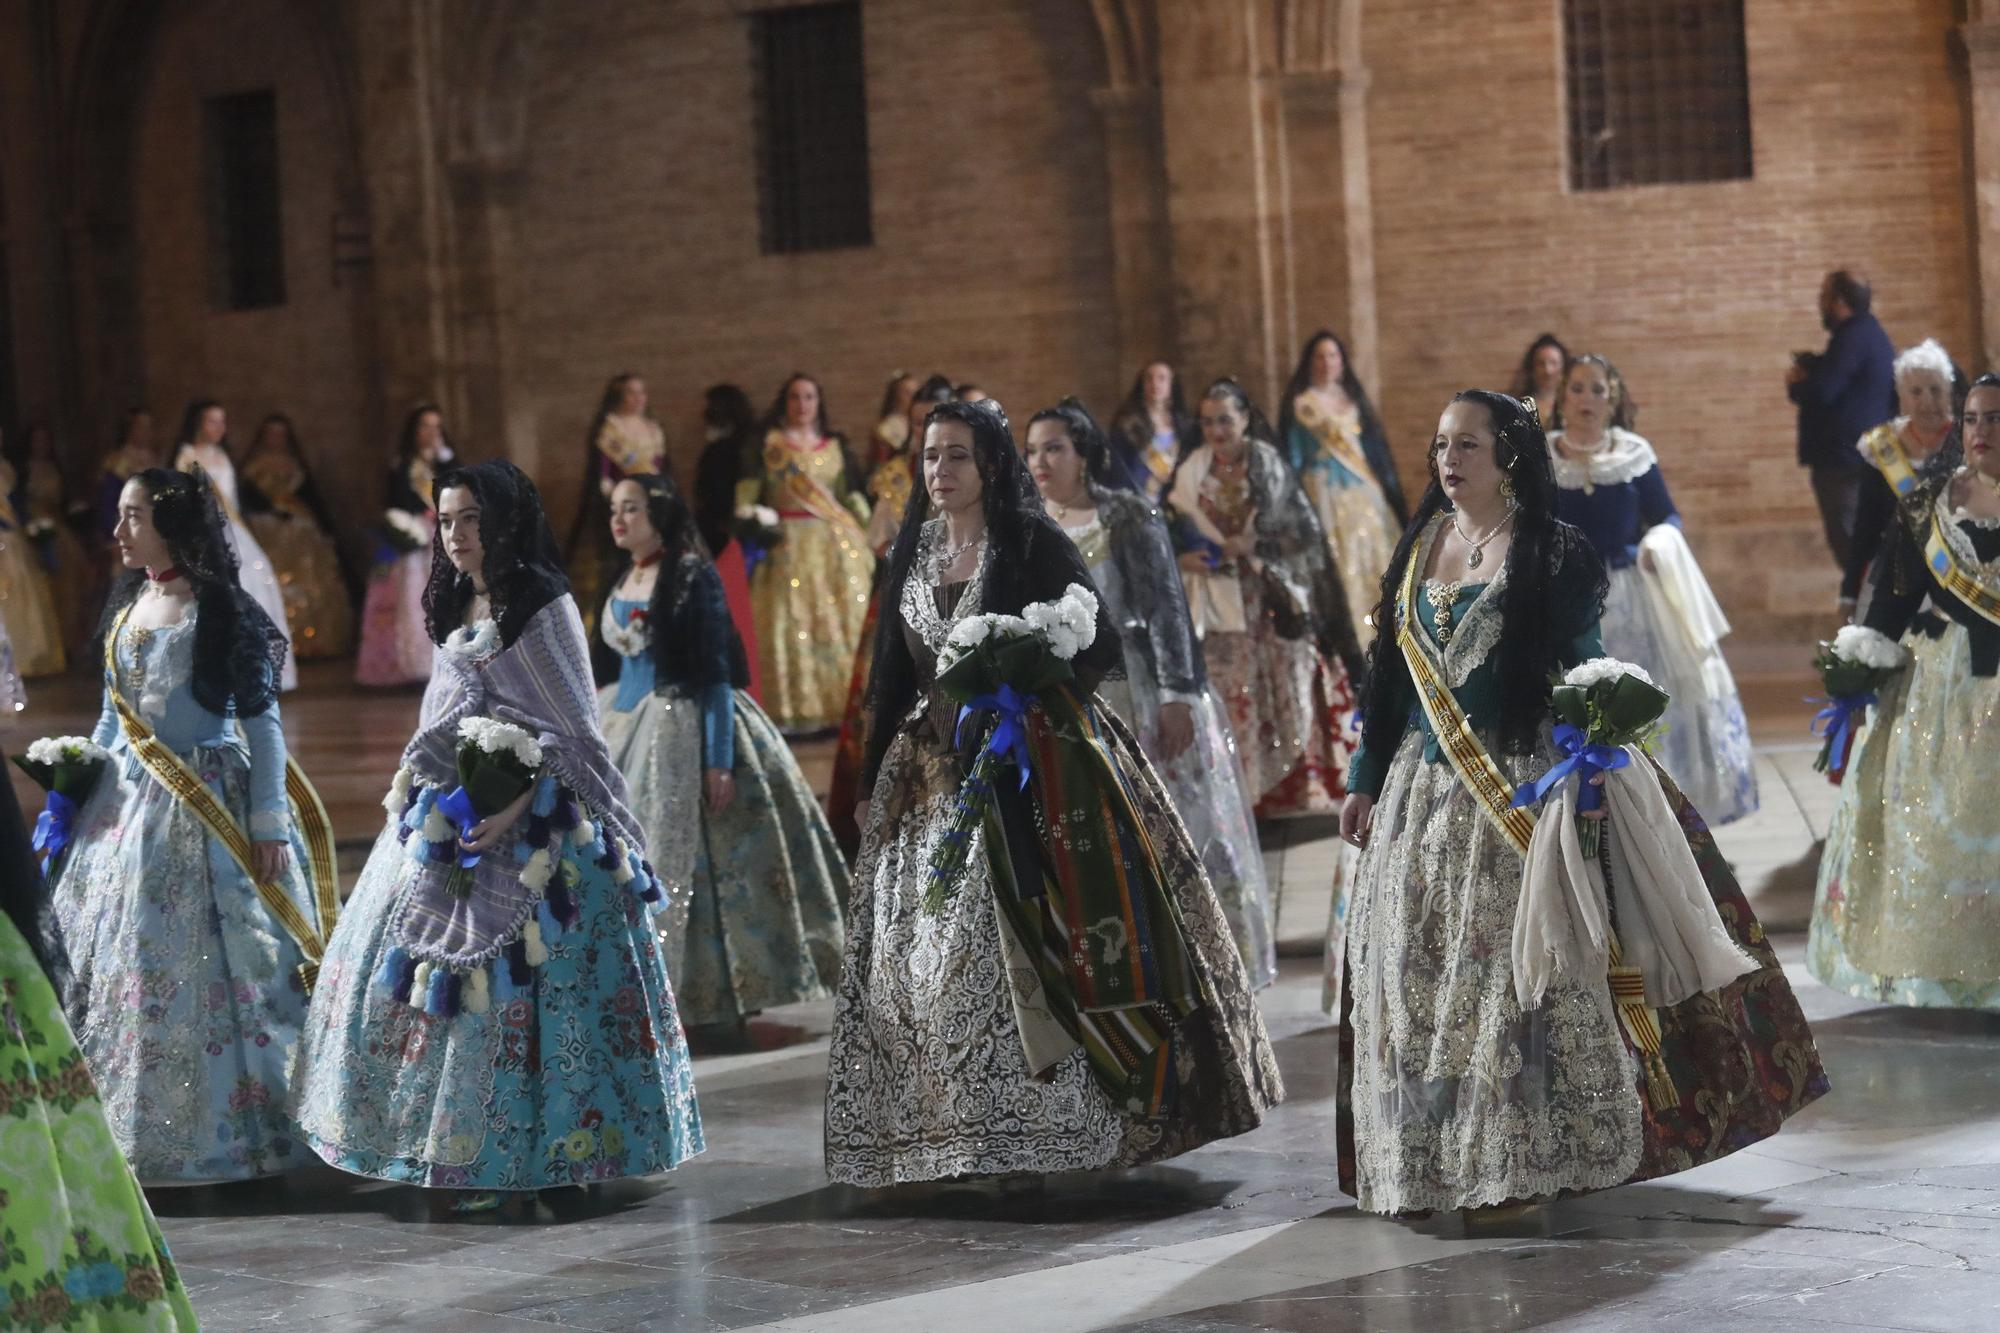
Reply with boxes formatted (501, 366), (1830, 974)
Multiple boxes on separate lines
(900, 520), (990, 653)
(443, 618), (500, 661)
(1549, 428), (1657, 491)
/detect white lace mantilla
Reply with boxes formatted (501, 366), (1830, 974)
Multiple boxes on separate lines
(1549, 428), (1657, 493)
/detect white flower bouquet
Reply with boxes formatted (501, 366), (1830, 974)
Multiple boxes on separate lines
(381, 507), (430, 556)
(925, 583), (1099, 912)
(1810, 625), (1904, 781)
(432, 718), (544, 897)
(12, 736), (112, 868)
(1512, 658), (1670, 860)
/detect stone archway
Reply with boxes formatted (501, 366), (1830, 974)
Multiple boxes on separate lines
(1081, 0), (1377, 403)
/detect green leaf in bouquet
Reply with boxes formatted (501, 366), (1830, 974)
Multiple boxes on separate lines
(10, 754), (55, 791)
(1817, 660), (1876, 700)
(1549, 685), (1591, 731)
(457, 749), (539, 818)
(1594, 672), (1670, 738)
(935, 638), (1006, 704)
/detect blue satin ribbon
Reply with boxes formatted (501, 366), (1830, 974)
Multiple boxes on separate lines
(1808, 692), (1876, 769)
(435, 785), (484, 868)
(955, 683), (1035, 791)
(1510, 722), (1631, 814)
(31, 791), (76, 867)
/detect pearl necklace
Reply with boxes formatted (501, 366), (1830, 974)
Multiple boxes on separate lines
(1450, 502), (1518, 570)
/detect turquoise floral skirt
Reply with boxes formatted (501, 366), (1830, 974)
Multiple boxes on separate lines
(293, 816), (704, 1190)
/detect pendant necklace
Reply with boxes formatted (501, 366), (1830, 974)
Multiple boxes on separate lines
(1452, 502), (1518, 570)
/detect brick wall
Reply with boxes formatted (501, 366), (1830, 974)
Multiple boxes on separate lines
(514, 0), (1122, 521)
(1361, 0), (1977, 660)
(130, 0), (379, 534)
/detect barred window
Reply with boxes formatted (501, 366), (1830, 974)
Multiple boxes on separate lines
(203, 89), (287, 309)
(751, 2), (873, 254)
(1564, 0), (1753, 191)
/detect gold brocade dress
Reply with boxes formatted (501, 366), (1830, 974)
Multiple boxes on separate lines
(245, 454), (356, 659)
(0, 460), (65, 677)
(1809, 495), (2000, 1008)
(741, 431), (874, 732)
(1286, 394), (1399, 645)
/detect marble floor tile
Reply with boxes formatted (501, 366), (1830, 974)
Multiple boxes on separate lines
(3, 670), (1982, 1331)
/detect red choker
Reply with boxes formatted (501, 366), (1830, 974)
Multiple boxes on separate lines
(631, 548), (665, 569)
(147, 566), (185, 583)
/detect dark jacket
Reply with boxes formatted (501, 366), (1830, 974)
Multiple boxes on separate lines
(1788, 312), (1896, 470)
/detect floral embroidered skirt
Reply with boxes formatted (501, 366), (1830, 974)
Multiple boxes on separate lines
(1810, 622), (2000, 1008)
(1099, 675), (1275, 990)
(750, 515), (874, 732)
(1198, 573), (1357, 818)
(51, 741), (314, 1183)
(1599, 566), (1758, 825)
(293, 820), (704, 1190)
(356, 542), (435, 687)
(1336, 730), (1826, 1215)
(0, 914), (198, 1330)
(824, 705), (1282, 1187)
(602, 684), (847, 1027)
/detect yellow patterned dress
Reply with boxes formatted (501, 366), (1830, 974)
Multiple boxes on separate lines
(1285, 393), (1400, 644)
(1810, 485), (2000, 1007)
(0, 461), (65, 677)
(740, 431), (874, 732)
(245, 453), (356, 659)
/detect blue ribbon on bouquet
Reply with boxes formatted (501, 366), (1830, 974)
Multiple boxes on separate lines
(955, 684), (1035, 791)
(1807, 692), (1875, 766)
(31, 791), (77, 868)
(1509, 722), (1631, 815)
(434, 785), (485, 868)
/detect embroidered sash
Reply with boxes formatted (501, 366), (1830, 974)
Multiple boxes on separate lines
(1861, 424), (1921, 498)
(1924, 502), (2000, 628)
(105, 605), (339, 991)
(762, 432), (868, 547)
(1392, 530), (1677, 1109)
(1295, 395), (1385, 498)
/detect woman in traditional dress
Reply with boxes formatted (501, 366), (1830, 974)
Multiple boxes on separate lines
(1808, 372), (2000, 1008)
(598, 475), (846, 1039)
(1109, 360), (1196, 505)
(0, 427), (66, 677)
(867, 370), (919, 471)
(173, 400), (296, 690)
(17, 423), (96, 657)
(0, 769), (199, 1330)
(1510, 332), (1570, 415)
(51, 467), (335, 1184)
(1839, 339), (1962, 619)
(356, 404), (452, 687)
(569, 373), (669, 643)
(825, 398), (1281, 1187)
(694, 384), (763, 701)
(94, 407), (158, 542)
(1165, 378), (1364, 817)
(1279, 331), (1410, 632)
(739, 373), (874, 732)
(243, 413), (357, 660)
(827, 375), (955, 855)
(295, 460), (701, 1211)
(1024, 399), (1275, 989)
(1334, 389), (1825, 1217)
(1549, 354), (1758, 823)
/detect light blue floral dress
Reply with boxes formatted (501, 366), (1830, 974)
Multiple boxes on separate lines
(597, 565), (847, 1028)
(293, 599), (703, 1190)
(51, 613), (315, 1183)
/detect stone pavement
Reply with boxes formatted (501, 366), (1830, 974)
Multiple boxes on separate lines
(11, 668), (1996, 1331)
